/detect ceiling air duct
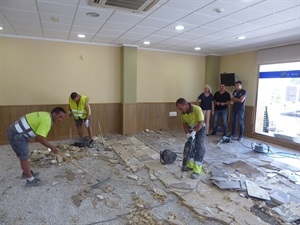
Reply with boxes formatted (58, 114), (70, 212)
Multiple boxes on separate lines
(88, 0), (159, 13)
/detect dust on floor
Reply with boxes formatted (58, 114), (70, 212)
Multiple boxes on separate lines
(0, 130), (299, 225)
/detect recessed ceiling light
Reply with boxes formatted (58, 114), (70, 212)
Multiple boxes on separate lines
(0, 26), (3, 30)
(195, 47), (201, 51)
(237, 36), (246, 40)
(143, 41), (150, 45)
(86, 12), (100, 17)
(175, 25), (184, 31)
(78, 34), (86, 38)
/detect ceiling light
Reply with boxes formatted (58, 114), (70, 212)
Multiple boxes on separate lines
(86, 12), (100, 17)
(77, 34), (86, 38)
(143, 41), (150, 45)
(237, 36), (246, 40)
(195, 47), (201, 51)
(175, 25), (184, 31)
(0, 26), (3, 30)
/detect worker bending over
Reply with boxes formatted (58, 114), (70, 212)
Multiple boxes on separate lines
(7, 107), (66, 187)
(176, 98), (206, 179)
(69, 92), (92, 141)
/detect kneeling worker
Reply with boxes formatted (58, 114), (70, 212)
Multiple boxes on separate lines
(69, 92), (92, 140)
(176, 98), (206, 179)
(7, 107), (66, 187)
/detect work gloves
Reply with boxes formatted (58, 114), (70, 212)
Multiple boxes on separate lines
(186, 130), (196, 140)
(84, 119), (90, 128)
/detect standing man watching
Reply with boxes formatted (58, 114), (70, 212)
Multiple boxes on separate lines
(7, 107), (66, 187)
(69, 92), (92, 141)
(176, 98), (206, 179)
(211, 84), (231, 136)
(230, 81), (247, 141)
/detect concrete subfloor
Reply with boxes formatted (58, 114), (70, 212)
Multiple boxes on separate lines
(0, 130), (300, 225)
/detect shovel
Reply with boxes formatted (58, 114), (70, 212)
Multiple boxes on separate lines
(57, 151), (110, 189)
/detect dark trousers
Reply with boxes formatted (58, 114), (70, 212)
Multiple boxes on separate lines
(190, 125), (206, 164)
(231, 110), (245, 138)
(213, 109), (228, 133)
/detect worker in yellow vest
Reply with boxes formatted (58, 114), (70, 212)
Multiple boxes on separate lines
(69, 92), (92, 141)
(6, 107), (66, 187)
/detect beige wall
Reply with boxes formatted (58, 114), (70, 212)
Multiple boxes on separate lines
(137, 50), (206, 103)
(220, 51), (258, 106)
(0, 37), (121, 105)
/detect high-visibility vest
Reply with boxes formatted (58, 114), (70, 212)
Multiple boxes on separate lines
(14, 112), (52, 138)
(14, 116), (36, 138)
(69, 96), (90, 120)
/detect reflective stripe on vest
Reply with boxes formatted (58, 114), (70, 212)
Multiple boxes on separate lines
(14, 116), (36, 138)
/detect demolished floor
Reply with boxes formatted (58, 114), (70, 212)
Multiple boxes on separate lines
(0, 130), (300, 225)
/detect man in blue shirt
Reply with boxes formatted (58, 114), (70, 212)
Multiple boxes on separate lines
(230, 81), (247, 141)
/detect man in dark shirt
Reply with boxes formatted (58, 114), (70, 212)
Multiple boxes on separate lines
(211, 84), (231, 136)
(230, 81), (247, 141)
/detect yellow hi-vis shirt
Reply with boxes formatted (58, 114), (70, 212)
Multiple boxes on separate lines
(25, 112), (52, 137)
(69, 95), (91, 120)
(181, 104), (204, 128)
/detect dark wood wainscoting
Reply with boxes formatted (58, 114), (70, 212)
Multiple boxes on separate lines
(0, 103), (122, 144)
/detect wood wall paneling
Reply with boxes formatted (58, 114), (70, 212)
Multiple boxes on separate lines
(0, 103), (122, 144)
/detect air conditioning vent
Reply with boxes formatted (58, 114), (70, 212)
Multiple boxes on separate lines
(89, 0), (159, 13)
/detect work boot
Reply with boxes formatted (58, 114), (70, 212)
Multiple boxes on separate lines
(21, 170), (39, 179)
(25, 178), (43, 187)
(193, 164), (203, 174)
(181, 160), (194, 172)
(190, 173), (200, 179)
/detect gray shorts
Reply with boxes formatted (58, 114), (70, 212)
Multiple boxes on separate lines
(75, 118), (90, 127)
(7, 128), (30, 160)
(75, 118), (84, 127)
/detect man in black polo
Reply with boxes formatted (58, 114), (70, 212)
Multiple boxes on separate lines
(211, 84), (231, 136)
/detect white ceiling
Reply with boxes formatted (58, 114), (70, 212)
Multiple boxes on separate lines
(0, 0), (299, 55)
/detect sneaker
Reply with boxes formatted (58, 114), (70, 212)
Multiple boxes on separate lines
(222, 132), (227, 136)
(238, 137), (243, 141)
(210, 131), (216, 135)
(21, 170), (39, 179)
(190, 173), (200, 179)
(25, 178), (42, 187)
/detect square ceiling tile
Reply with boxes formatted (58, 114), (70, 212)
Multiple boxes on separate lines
(129, 25), (157, 35)
(109, 11), (144, 25)
(0, 0), (37, 11)
(39, 13), (74, 24)
(138, 18), (171, 29)
(73, 17), (105, 28)
(250, 14), (294, 27)
(43, 29), (69, 39)
(178, 12), (218, 26)
(1, 7), (40, 20)
(102, 21), (133, 31)
(250, 0), (300, 13)
(164, 0), (215, 13)
(204, 18), (241, 30)
(225, 7), (270, 23)
(42, 22), (71, 31)
(149, 6), (191, 21)
(37, 1), (77, 16)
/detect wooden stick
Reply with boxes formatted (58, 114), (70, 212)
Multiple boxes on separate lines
(97, 118), (107, 148)
(57, 151), (101, 182)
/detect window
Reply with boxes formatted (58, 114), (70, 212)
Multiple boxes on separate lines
(255, 62), (300, 144)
